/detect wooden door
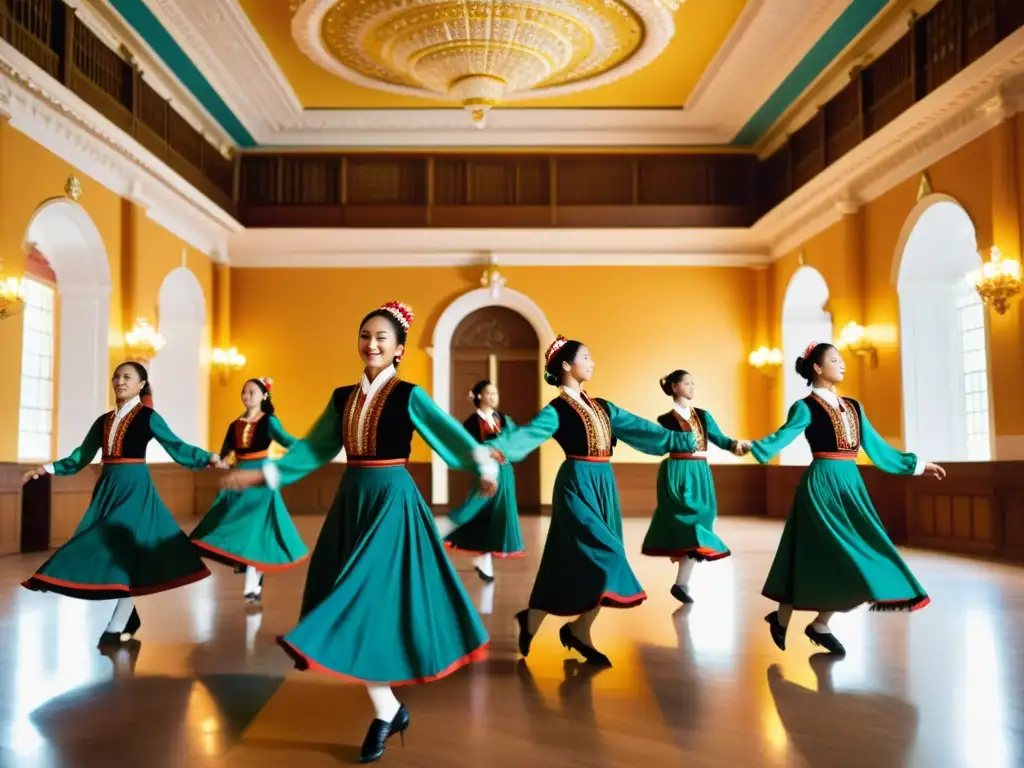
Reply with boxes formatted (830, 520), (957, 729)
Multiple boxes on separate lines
(449, 306), (541, 515)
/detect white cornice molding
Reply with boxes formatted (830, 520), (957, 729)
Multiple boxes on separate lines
(754, 28), (1024, 259)
(144, 0), (846, 147)
(0, 39), (240, 260)
(228, 228), (769, 269)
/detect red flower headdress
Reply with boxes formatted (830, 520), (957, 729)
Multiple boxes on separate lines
(801, 342), (820, 359)
(545, 335), (568, 365)
(380, 301), (414, 332)
(258, 376), (273, 393)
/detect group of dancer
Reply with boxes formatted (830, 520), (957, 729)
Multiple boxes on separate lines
(20, 301), (946, 763)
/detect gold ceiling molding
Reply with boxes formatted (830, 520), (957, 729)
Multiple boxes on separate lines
(291, 0), (681, 127)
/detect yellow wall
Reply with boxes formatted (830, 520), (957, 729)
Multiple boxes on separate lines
(0, 122), (217, 460)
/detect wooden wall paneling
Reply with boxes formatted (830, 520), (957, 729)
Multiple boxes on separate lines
(0, 464), (27, 556)
(149, 465), (197, 523)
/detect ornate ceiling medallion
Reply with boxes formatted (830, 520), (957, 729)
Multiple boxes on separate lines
(292, 0), (679, 128)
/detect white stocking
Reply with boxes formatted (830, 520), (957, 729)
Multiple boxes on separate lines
(366, 683), (401, 722)
(777, 603), (794, 627)
(244, 566), (263, 595)
(811, 611), (834, 633)
(570, 607), (601, 646)
(478, 582), (495, 615)
(473, 553), (494, 579)
(526, 609), (546, 635)
(105, 597), (135, 633)
(675, 558), (695, 587)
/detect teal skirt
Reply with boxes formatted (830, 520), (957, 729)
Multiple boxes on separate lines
(190, 458), (309, 570)
(22, 463), (210, 600)
(278, 464), (489, 685)
(642, 457), (730, 561)
(763, 458), (929, 612)
(445, 462), (525, 557)
(529, 459), (646, 616)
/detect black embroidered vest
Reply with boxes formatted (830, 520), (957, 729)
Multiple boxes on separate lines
(803, 394), (862, 454)
(549, 393), (615, 458)
(332, 379), (416, 460)
(657, 407), (709, 452)
(100, 404), (154, 460)
(463, 412), (506, 443)
(223, 414), (272, 458)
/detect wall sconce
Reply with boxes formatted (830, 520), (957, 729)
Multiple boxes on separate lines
(836, 321), (877, 367)
(748, 346), (783, 375)
(0, 256), (26, 320)
(966, 246), (1021, 314)
(124, 317), (166, 362)
(480, 253), (506, 299)
(212, 346), (247, 384)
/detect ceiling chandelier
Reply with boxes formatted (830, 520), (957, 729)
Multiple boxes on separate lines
(292, 1), (679, 128)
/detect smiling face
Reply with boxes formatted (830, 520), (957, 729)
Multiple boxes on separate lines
(564, 345), (595, 384)
(478, 383), (499, 410)
(241, 381), (265, 411)
(812, 346), (845, 385)
(111, 364), (145, 402)
(359, 315), (404, 373)
(672, 372), (695, 400)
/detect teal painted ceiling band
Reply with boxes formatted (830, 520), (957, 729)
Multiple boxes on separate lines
(108, 0), (255, 147)
(732, 0), (888, 146)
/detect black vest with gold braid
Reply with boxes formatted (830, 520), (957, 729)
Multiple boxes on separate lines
(803, 394), (862, 455)
(549, 392), (616, 458)
(101, 404), (154, 461)
(223, 414), (273, 459)
(463, 411), (506, 443)
(333, 379), (416, 461)
(657, 407), (709, 452)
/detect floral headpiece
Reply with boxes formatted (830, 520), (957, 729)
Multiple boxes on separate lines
(545, 335), (569, 365)
(801, 342), (820, 359)
(380, 301), (414, 332)
(258, 376), (273, 394)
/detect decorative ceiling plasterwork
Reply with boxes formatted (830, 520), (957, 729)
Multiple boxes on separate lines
(138, 0), (853, 146)
(291, 0), (674, 127)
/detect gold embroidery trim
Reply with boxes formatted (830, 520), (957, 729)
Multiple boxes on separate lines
(559, 391), (612, 456)
(343, 377), (401, 456)
(673, 410), (707, 451)
(235, 413), (265, 451)
(103, 402), (144, 459)
(810, 394), (860, 451)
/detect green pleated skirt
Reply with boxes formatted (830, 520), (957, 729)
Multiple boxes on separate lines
(763, 458), (929, 612)
(642, 457), (730, 561)
(22, 463), (210, 600)
(529, 459), (646, 616)
(445, 462), (525, 557)
(190, 458), (309, 570)
(278, 463), (489, 685)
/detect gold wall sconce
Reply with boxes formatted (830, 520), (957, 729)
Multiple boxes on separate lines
(836, 321), (877, 367)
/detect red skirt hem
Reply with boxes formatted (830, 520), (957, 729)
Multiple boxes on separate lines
(276, 637), (490, 686)
(192, 539), (311, 572)
(22, 567), (210, 599)
(533, 590), (648, 617)
(642, 546), (731, 562)
(444, 542), (526, 559)
(762, 592), (931, 613)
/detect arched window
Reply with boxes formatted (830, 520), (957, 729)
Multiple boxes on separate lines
(780, 266), (831, 466)
(897, 199), (989, 461)
(17, 249), (57, 461)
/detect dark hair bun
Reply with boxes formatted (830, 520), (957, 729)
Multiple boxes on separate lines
(794, 356), (806, 376)
(543, 370), (561, 387)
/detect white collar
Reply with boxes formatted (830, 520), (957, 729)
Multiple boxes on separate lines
(560, 386), (588, 405)
(361, 364), (396, 396)
(477, 408), (496, 425)
(673, 402), (692, 420)
(811, 387), (841, 409)
(115, 395), (142, 416)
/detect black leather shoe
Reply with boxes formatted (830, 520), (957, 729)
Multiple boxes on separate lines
(559, 624), (611, 667)
(245, 575), (265, 604)
(514, 610), (534, 657)
(670, 584), (694, 604)
(475, 566), (495, 584)
(765, 611), (787, 651)
(359, 704), (409, 763)
(805, 625), (846, 655)
(97, 607), (141, 647)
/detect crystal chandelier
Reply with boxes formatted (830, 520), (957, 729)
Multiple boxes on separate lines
(967, 246), (1022, 315)
(212, 346), (247, 383)
(295, 1), (678, 127)
(480, 254), (506, 298)
(0, 256), (26, 321)
(124, 318), (166, 362)
(748, 346), (782, 371)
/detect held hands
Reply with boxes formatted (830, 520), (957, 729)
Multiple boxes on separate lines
(478, 476), (498, 498)
(924, 462), (946, 480)
(731, 440), (752, 457)
(22, 466), (46, 485)
(208, 454), (229, 470)
(220, 469), (265, 491)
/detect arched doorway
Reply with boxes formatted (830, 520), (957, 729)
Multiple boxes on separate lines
(448, 306), (542, 514)
(430, 287), (554, 505)
(780, 266), (831, 466)
(895, 196), (988, 461)
(22, 199), (112, 457)
(148, 267), (207, 460)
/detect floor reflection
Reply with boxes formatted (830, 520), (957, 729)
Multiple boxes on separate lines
(0, 517), (1020, 767)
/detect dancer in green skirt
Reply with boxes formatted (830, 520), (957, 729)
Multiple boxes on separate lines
(489, 336), (697, 668)
(191, 376), (308, 603)
(221, 301), (499, 764)
(445, 379), (525, 585)
(642, 369), (749, 604)
(22, 362), (222, 647)
(753, 342), (945, 656)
